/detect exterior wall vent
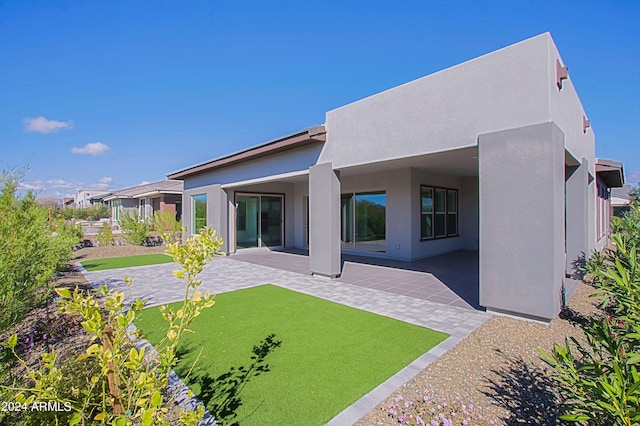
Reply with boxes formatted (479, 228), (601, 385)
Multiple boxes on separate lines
(556, 59), (569, 90)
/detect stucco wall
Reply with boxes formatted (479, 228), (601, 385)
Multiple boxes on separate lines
(183, 144), (322, 190)
(479, 122), (566, 321)
(322, 33), (553, 169)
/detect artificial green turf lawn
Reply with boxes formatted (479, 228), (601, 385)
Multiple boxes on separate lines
(135, 284), (449, 425)
(80, 254), (174, 271)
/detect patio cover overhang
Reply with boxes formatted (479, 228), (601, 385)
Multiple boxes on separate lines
(595, 158), (625, 188)
(167, 126), (327, 180)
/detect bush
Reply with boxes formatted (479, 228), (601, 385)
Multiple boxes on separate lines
(55, 204), (110, 222)
(119, 211), (151, 245)
(97, 222), (114, 246)
(152, 211), (182, 244)
(539, 198), (640, 425)
(0, 170), (77, 330)
(1, 227), (224, 425)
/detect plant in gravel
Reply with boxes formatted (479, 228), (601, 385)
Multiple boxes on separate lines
(152, 211), (183, 244)
(119, 210), (152, 245)
(97, 222), (114, 246)
(610, 190), (639, 246)
(1, 226), (224, 425)
(539, 200), (640, 425)
(8, 313), (84, 357)
(385, 389), (496, 425)
(0, 168), (79, 330)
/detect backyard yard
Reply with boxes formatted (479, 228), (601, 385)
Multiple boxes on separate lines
(0, 242), (621, 425)
(136, 284), (448, 425)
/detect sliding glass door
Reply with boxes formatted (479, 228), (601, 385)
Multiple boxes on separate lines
(341, 191), (386, 253)
(236, 194), (283, 249)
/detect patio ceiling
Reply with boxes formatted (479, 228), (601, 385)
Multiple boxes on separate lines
(338, 146), (479, 178)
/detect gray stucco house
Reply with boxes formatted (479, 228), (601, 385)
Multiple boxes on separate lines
(168, 33), (624, 321)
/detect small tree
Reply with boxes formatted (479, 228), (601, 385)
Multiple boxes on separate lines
(97, 222), (114, 246)
(152, 211), (182, 244)
(0, 168), (78, 329)
(119, 211), (151, 245)
(2, 227), (224, 425)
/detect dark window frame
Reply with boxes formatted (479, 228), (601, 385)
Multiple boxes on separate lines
(420, 185), (459, 241)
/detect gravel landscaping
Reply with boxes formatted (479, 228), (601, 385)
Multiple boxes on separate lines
(355, 282), (600, 425)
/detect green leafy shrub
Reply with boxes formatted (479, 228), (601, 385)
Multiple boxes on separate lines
(0, 170), (77, 330)
(97, 222), (114, 246)
(119, 211), (151, 245)
(152, 211), (183, 244)
(1, 227), (224, 425)
(55, 204), (110, 222)
(540, 199), (640, 425)
(611, 202), (640, 247)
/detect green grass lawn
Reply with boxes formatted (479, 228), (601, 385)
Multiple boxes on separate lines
(136, 284), (448, 425)
(80, 254), (174, 271)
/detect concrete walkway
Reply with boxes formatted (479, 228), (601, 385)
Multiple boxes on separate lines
(81, 256), (492, 425)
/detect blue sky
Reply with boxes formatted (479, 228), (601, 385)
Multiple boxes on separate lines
(1, 0), (638, 198)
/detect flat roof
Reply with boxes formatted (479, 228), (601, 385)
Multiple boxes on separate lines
(167, 125), (326, 180)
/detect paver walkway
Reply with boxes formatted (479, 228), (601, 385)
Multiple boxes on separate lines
(80, 256), (492, 425)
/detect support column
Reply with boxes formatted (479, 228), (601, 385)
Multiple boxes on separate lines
(309, 162), (341, 278)
(565, 158), (589, 280)
(478, 122), (565, 321)
(208, 184), (229, 254)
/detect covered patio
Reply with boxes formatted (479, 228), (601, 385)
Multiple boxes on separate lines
(228, 249), (480, 310)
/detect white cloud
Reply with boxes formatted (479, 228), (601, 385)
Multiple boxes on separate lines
(46, 179), (76, 189)
(18, 177), (116, 198)
(71, 142), (110, 156)
(23, 116), (74, 134)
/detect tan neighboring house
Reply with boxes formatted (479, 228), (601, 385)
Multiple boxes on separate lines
(104, 180), (183, 227)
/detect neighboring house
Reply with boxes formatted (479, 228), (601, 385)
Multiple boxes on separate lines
(75, 190), (111, 209)
(104, 180), (183, 227)
(89, 193), (110, 209)
(167, 33), (624, 321)
(62, 197), (75, 209)
(610, 183), (634, 217)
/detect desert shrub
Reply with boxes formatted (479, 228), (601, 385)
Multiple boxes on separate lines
(97, 222), (114, 246)
(1, 227), (223, 425)
(0, 170), (77, 330)
(540, 199), (640, 425)
(85, 203), (109, 221)
(119, 210), (151, 245)
(152, 211), (183, 244)
(610, 202), (640, 247)
(57, 204), (110, 222)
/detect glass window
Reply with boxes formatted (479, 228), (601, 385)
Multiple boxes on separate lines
(435, 189), (446, 237)
(421, 186), (458, 240)
(192, 194), (207, 233)
(341, 192), (386, 253)
(447, 190), (457, 236)
(420, 187), (433, 239)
